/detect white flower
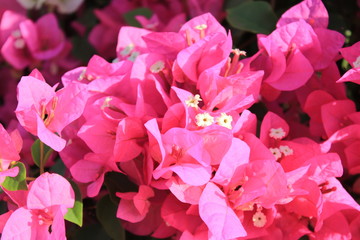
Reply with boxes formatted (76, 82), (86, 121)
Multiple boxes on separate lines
(353, 56), (360, 68)
(185, 94), (202, 108)
(195, 112), (214, 127)
(216, 113), (233, 129)
(194, 24), (207, 30)
(269, 147), (281, 160)
(269, 127), (286, 139)
(150, 60), (165, 73)
(252, 211), (267, 228)
(279, 145), (294, 156)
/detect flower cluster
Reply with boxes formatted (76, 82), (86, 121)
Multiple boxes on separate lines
(0, 0), (359, 239)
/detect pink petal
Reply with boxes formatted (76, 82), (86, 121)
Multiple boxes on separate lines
(337, 68), (360, 85)
(212, 138), (250, 185)
(0, 124), (20, 161)
(2, 207), (49, 240)
(277, 0), (329, 28)
(27, 172), (75, 209)
(50, 205), (67, 240)
(70, 157), (103, 183)
(36, 114), (66, 152)
(166, 177), (203, 204)
(48, 82), (88, 134)
(114, 117), (146, 162)
(267, 48), (313, 91)
(0, 166), (19, 177)
(199, 182), (246, 239)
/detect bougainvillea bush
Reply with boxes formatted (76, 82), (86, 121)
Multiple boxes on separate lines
(0, 0), (359, 239)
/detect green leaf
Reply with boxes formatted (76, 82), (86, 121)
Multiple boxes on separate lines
(71, 36), (96, 63)
(226, 1), (277, 34)
(74, 224), (111, 240)
(50, 157), (66, 175)
(104, 172), (138, 204)
(123, 8), (153, 28)
(2, 162), (27, 191)
(225, 0), (252, 9)
(31, 139), (53, 168)
(96, 195), (125, 240)
(77, 8), (98, 30)
(64, 180), (83, 227)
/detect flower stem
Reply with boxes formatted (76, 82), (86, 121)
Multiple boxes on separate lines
(39, 140), (44, 175)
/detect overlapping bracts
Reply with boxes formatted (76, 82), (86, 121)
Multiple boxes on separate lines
(0, 0), (359, 239)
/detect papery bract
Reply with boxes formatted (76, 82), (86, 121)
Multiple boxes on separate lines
(2, 172), (75, 240)
(15, 70), (88, 151)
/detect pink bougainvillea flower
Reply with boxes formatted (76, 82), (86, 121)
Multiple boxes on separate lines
(339, 41), (360, 69)
(308, 212), (352, 240)
(88, 0), (136, 58)
(197, 60), (263, 113)
(20, 13), (65, 60)
(320, 125), (360, 174)
(1, 12), (66, 69)
(61, 55), (135, 104)
(15, 70), (88, 151)
(199, 182), (247, 239)
(303, 90), (335, 137)
(129, 53), (173, 116)
(0, 10), (26, 47)
(161, 193), (203, 235)
(116, 27), (151, 62)
(0, 10), (32, 69)
(276, 0), (329, 29)
(165, 176), (204, 205)
(70, 152), (118, 197)
(259, 111), (290, 147)
(113, 117), (147, 163)
(2, 172), (75, 240)
(296, 62), (347, 109)
(0, 124), (22, 183)
(310, 28), (344, 70)
(120, 190), (176, 238)
(338, 68), (360, 85)
(145, 119), (212, 186)
(276, 0), (344, 70)
(179, 13), (227, 43)
(211, 138), (250, 186)
(338, 41), (360, 84)
(136, 13), (186, 32)
(116, 185), (154, 223)
(250, 21), (316, 92)
(320, 99), (357, 137)
(176, 32), (232, 84)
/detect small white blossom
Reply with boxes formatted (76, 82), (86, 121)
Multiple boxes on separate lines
(194, 24), (207, 30)
(128, 51), (140, 62)
(353, 56), (360, 68)
(269, 127), (286, 139)
(195, 112), (214, 127)
(252, 211), (267, 228)
(119, 44), (134, 57)
(185, 94), (202, 108)
(269, 147), (281, 160)
(13, 38), (25, 49)
(150, 60), (165, 73)
(279, 145), (294, 156)
(216, 113), (233, 129)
